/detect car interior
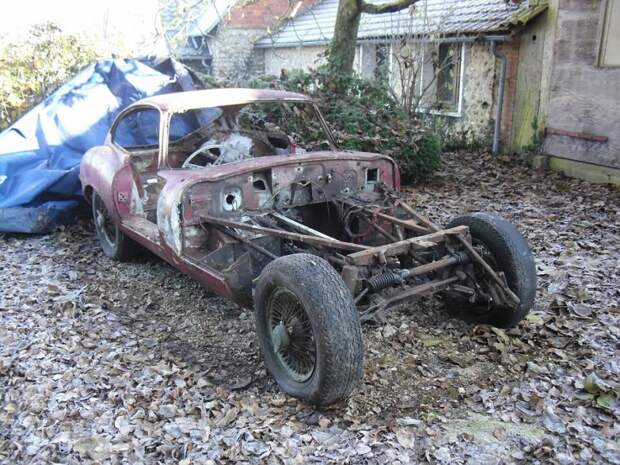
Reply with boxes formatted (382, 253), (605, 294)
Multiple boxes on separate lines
(111, 102), (329, 224)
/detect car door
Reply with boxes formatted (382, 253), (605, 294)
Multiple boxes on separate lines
(109, 105), (164, 222)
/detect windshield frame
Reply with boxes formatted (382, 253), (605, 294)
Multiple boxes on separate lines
(160, 100), (338, 169)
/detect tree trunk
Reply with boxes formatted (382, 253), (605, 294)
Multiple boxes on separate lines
(327, 0), (421, 77)
(329, 0), (362, 75)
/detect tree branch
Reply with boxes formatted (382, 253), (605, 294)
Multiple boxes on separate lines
(360, 0), (420, 15)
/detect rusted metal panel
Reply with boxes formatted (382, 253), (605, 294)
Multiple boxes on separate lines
(140, 88), (311, 113)
(346, 226), (468, 266)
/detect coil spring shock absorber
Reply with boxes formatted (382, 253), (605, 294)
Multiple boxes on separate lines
(366, 270), (406, 292)
(365, 252), (469, 292)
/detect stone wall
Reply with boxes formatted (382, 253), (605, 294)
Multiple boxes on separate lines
(263, 45), (328, 76)
(210, 27), (267, 80)
(414, 41), (499, 148)
(541, 0), (620, 169)
(265, 41), (502, 147)
(448, 41), (497, 146)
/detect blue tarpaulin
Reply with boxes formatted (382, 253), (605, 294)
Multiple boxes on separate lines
(0, 58), (202, 233)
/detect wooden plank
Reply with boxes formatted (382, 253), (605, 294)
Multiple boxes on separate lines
(346, 226), (468, 266)
(545, 127), (608, 143)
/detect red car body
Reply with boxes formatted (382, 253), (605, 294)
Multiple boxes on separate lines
(79, 88), (399, 304)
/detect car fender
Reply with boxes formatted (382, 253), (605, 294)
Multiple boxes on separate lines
(79, 145), (127, 220)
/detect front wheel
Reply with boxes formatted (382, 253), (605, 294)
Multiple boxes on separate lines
(445, 213), (537, 328)
(92, 191), (135, 261)
(254, 254), (364, 405)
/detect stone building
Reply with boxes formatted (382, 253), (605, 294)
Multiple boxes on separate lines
(162, 0), (620, 183)
(255, 0), (547, 151)
(255, 0), (620, 183)
(160, 0), (314, 79)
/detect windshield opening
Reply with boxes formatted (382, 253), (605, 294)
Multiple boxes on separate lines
(166, 101), (334, 169)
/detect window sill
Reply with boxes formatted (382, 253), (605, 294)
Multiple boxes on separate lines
(417, 107), (462, 118)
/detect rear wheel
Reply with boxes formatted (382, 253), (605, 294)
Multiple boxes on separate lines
(446, 213), (537, 328)
(92, 191), (135, 261)
(254, 254), (364, 405)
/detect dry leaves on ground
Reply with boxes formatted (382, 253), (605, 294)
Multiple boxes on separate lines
(1, 152), (618, 464)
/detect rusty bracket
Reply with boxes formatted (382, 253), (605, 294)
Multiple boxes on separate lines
(396, 201), (521, 306)
(346, 226), (468, 266)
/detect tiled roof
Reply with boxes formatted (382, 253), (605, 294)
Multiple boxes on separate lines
(255, 0), (546, 48)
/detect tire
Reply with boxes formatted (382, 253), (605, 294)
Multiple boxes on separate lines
(92, 191), (135, 261)
(254, 254), (364, 405)
(446, 213), (537, 328)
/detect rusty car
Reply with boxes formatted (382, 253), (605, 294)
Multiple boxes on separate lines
(79, 88), (537, 405)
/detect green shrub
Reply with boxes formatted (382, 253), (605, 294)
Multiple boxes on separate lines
(0, 23), (97, 130)
(397, 132), (442, 184)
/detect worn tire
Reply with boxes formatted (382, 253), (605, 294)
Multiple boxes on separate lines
(254, 253), (364, 405)
(446, 213), (537, 328)
(92, 191), (135, 262)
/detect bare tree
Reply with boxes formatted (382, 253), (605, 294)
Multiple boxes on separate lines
(328, 0), (422, 76)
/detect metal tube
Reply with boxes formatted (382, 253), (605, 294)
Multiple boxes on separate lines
(270, 212), (335, 240)
(403, 254), (466, 278)
(491, 40), (507, 155)
(201, 215), (368, 252)
(216, 227), (278, 260)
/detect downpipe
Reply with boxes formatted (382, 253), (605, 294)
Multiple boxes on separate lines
(491, 40), (507, 156)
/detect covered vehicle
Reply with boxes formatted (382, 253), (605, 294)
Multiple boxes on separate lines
(0, 58), (203, 233)
(80, 88), (537, 405)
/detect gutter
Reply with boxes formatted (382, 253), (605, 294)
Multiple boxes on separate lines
(255, 34), (511, 49)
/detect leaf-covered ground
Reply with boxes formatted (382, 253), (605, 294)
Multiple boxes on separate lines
(1, 153), (619, 464)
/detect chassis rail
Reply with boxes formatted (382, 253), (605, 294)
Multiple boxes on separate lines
(200, 197), (520, 317)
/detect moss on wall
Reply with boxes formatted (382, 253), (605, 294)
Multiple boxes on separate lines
(540, 155), (620, 185)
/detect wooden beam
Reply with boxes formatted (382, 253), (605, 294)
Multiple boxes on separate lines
(545, 127), (608, 143)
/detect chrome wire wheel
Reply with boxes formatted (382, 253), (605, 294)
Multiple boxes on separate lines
(93, 194), (117, 248)
(266, 288), (316, 382)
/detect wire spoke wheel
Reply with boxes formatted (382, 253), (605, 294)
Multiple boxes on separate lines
(93, 194), (117, 248)
(267, 288), (316, 382)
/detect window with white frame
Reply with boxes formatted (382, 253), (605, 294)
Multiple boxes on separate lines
(418, 42), (464, 114)
(375, 43), (391, 79)
(357, 43), (392, 80)
(599, 0), (620, 67)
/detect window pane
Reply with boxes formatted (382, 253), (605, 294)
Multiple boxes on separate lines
(113, 109), (160, 151)
(437, 43), (460, 107)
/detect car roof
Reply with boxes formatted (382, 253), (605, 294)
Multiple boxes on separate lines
(138, 88), (312, 113)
